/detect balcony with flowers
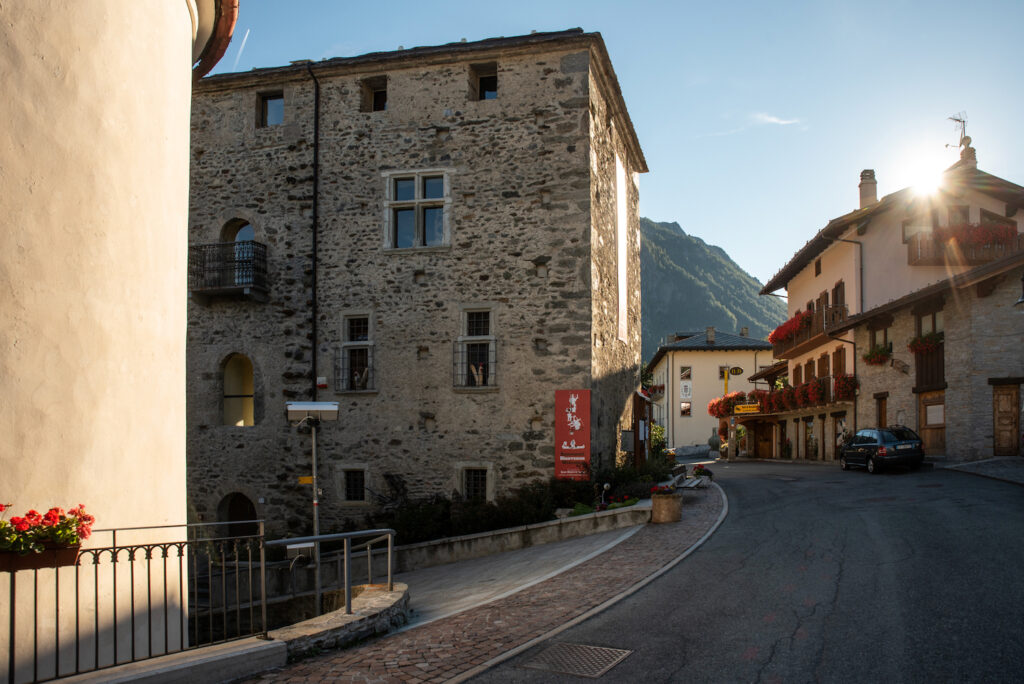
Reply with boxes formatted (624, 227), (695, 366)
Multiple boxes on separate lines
(768, 305), (848, 359)
(706, 374), (858, 419)
(907, 223), (1022, 266)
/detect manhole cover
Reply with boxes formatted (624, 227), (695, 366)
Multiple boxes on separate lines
(519, 643), (633, 678)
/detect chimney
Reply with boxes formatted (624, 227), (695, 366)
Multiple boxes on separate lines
(706, 326), (715, 344)
(740, 327), (748, 337)
(859, 169), (877, 209)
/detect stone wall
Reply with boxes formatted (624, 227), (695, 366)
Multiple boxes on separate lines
(855, 264), (1024, 461)
(187, 34), (645, 536)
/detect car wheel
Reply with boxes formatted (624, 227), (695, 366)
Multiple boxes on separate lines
(840, 456), (849, 471)
(867, 456), (878, 474)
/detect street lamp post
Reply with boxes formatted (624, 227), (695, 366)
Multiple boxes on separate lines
(286, 401), (339, 616)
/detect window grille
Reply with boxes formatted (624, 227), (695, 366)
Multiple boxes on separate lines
(335, 346), (375, 391)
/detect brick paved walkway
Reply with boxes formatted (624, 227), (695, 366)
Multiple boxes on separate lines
(246, 486), (725, 683)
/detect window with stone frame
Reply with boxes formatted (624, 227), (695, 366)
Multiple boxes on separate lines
(454, 308), (496, 388)
(336, 313), (374, 391)
(343, 469), (366, 502)
(463, 468), (488, 500)
(258, 92), (284, 127)
(382, 170), (450, 249)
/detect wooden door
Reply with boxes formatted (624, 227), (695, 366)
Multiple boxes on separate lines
(993, 385), (1020, 457)
(918, 390), (946, 455)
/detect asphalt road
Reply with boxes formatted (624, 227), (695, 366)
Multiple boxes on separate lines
(472, 462), (1024, 683)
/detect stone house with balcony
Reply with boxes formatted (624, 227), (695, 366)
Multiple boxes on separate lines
(186, 29), (647, 536)
(756, 140), (1024, 463)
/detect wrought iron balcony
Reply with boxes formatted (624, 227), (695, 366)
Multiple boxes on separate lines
(188, 240), (268, 300)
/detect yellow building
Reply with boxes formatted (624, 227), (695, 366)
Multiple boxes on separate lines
(647, 328), (773, 453)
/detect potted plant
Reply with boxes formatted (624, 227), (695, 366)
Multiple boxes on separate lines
(862, 345), (891, 366)
(650, 485), (682, 523)
(0, 503), (94, 572)
(692, 464), (713, 481)
(907, 331), (942, 355)
(833, 374), (859, 401)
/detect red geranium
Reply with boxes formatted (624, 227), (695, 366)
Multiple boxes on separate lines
(1, 503), (95, 555)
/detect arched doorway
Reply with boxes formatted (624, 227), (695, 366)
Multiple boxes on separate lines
(218, 492), (258, 538)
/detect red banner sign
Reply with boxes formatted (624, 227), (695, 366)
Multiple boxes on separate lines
(555, 389), (591, 480)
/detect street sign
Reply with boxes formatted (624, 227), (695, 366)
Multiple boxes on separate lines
(734, 403), (760, 414)
(729, 367), (744, 376)
(298, 476), (313, 485)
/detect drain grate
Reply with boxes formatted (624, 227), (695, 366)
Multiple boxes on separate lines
(519, 643), (633, 678)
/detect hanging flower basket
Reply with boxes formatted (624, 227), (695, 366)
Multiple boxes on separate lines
(907, 332), (942, 355)
(833, 374), (858, 401)
(0, 503), (94, 572)
(862, 345), (891, 366)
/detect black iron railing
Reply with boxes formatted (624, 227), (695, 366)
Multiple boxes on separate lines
(334, 347), (375, 391)
(2, 521), (266, 684)
(453, 341), (497, 387)
(188, 241), (267, 295)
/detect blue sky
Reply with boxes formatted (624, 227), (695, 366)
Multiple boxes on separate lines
(210, 0), (1024, 285)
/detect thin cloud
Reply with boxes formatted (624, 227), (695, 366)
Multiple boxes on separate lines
(751, 112), (801, 126)
(698, 111), (804, 138)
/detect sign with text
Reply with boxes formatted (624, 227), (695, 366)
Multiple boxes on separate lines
(734, 403), (760, 414)
(555, 389), (591, 480)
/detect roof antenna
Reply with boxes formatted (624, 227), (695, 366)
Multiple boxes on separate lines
(946, 112), (967, 150)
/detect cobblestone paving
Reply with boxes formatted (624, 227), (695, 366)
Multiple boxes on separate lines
(246, 488), (725, 683)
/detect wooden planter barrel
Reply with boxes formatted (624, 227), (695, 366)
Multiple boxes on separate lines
(0, 544), (80, 572)
(650, 493), (682, 523)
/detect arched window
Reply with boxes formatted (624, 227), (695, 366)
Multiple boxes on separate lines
(223, 354), (254, 426)
(220, 220), (255, 286)
(217, 493), (258, 537)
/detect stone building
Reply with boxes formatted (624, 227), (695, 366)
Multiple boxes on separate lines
(756, 139), (1023, 463)
(187, 29), (647, 535)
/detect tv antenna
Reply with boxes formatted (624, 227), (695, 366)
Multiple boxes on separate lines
(947, 112), (968, 149)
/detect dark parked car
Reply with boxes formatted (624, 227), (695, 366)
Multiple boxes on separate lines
(839, 426), (924, 473)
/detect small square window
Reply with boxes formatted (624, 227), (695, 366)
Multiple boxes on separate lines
(260, 93), (284, 127)
(464, 469), (488, 500)
(361, 76), (387, 112)
(466, 311), (490, 337)
(344, 470), (365, 501)
(347, 317), (369, 342)
(814, 258), (822, 276)
(680, 402), (692, 417)
(471, 63), (497, 101)
(679, 366), (692, 380)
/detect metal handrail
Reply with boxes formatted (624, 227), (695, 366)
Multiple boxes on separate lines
(266, 529), (395, 616)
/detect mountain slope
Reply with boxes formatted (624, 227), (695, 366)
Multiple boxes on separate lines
(641, 217), (786, 361)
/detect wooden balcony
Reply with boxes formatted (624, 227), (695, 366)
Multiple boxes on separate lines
(907, 231), (1023, 266)
(771, 305), (848, 360)
(188, 240), (268, 301)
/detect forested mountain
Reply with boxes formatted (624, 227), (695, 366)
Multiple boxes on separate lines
(641, 218), (787, 361)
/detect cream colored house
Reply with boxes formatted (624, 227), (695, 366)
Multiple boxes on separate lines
(647, 328), (773, 450)
(758, 140), (1023, 462)
(0, 1), (235, 678)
